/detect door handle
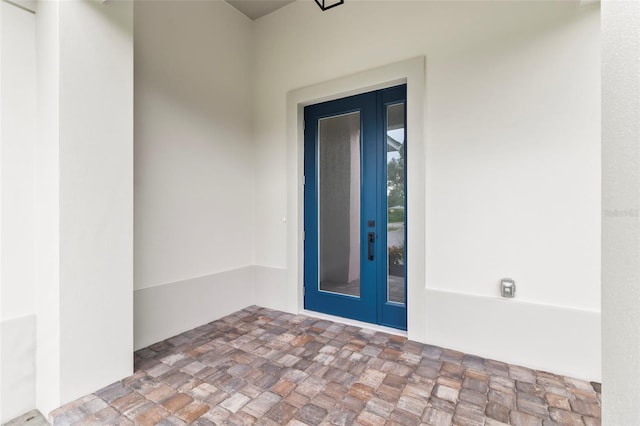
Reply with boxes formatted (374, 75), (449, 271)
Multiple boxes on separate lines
(368, 232), (375, 261)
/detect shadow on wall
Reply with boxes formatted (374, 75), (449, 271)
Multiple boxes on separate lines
(134, 0), (251, 132)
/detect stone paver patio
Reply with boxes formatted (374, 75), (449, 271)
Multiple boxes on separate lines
(50, 306), (601, 425)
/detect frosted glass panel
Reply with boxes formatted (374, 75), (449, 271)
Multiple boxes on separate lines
(387, 103), (406, 304)
(318, 112), (361, 298)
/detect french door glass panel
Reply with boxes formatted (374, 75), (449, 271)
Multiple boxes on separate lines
(386, 102), (406, 305)
(318, 112), (361, 298)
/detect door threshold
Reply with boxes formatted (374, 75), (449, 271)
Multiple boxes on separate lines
(301, 309), (408, 338)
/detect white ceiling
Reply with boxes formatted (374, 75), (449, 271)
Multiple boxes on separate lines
(226, 0), (296, 20)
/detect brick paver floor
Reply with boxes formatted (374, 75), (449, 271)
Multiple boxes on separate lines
(50, 306), (601, 425)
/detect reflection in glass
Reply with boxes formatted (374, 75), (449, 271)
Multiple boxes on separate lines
(318, 112), (361, 297)
(387, 103), (406, 304)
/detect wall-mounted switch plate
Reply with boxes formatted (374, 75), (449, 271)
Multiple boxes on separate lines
(501, 278), (516, 298)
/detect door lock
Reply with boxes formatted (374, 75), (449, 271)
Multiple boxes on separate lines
(367, 232), (375, 261)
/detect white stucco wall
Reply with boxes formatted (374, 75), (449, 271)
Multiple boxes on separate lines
(35, 0), (134, 415)
(255, 0), (600, 309)
(134, 0), (254, 291)
(34, 0), (61, 416)
(601, 0), (640, 423)
(57, 0), (134, 406)
(254, 0), (601, 379)
(133, 0), (257, 349)
(0, 1), (37, 421)
(1, 0), (37, 324)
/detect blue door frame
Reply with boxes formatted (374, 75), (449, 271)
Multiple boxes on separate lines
(303, 85), (407, 330)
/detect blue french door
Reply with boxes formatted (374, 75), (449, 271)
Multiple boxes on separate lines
(304, 85), (407, 330)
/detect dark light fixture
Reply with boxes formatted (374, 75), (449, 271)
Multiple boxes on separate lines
(315, 0), (344, 11)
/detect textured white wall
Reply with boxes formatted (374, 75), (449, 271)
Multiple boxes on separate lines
(0, 0), (36, 323)
(57, 0), (134, 405)
(1, 316), (36, 422)
(254, 1), (600, 379)
(0, 2), (37, 421)
(134, 0), (255, 291)
(34, 0), (61, 415)
(35, 0), (134, 415)
(601, 0), (640, 422)
(255, 1), (600, 311)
